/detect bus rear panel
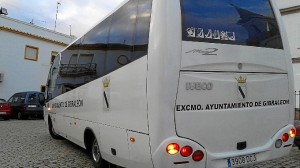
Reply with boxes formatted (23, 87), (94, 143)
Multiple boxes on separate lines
(171, 0), (295, 167)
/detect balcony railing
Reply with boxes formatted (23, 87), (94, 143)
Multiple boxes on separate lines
(59, 63), (97, 77)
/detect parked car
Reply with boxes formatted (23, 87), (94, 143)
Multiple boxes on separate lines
(7, 91), (45, 119)
(0, 99), (11, 120)
(294, 121), (300, 149)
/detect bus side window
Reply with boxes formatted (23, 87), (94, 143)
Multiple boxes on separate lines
(133, 0), (152, 60)
(79, 16), (112, 80)
(105, 0), (138, 74)
(46, 0), (153, 99)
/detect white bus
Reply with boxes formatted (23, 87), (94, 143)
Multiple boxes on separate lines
(45, 0), (296, 167)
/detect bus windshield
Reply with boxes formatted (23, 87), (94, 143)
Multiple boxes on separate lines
(181, 0), (283, 49)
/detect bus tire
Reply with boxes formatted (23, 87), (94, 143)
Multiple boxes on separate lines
(48, 117), (64, 140)
(91, 137), (105, 168)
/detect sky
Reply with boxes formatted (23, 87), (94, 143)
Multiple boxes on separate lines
(0, 0), (124, 37)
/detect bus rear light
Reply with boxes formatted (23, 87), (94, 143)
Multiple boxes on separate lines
(167, 143), (180, 155)
(289, 128), (296, 138)
(180, 146), (193, 157)
(192, 150), (204, 161)
(282, 133), (289, 142)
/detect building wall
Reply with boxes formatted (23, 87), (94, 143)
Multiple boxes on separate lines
(0, 15), (73, 44)
(274, 0), (300, 91)
(0, 15), (75, 100)
(274, 0), (300, 111)
(283, 13), (300, 92)
(274, 0), (300, 9)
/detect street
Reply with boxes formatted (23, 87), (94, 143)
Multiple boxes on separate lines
(0, 119), (299, 168)
(0, 119), (93, 168)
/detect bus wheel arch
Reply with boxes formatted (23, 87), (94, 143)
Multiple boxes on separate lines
(84, 128), (96, 153)
(84, 128), (106, 168)
(48, 116), (63, 140)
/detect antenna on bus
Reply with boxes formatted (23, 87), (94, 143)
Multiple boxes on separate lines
(54, 1), (61, 31)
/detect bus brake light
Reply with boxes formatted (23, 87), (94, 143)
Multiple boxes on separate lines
(192, 150), (204, 161)
(180, 146), (193, 157)
(282, 133), (289, 142)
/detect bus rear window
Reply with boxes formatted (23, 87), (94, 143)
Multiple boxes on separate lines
(181, 0), (283, 49)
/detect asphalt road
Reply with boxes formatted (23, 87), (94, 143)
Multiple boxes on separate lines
(0, 119), (299, 168)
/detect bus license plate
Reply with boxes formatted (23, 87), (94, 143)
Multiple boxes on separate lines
(227, 154), (257, 167)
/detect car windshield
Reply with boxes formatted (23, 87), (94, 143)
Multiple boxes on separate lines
(0, 99), (6, 104)
(8, 93), (26, 103)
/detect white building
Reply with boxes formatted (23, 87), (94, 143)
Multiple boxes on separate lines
(274, 0), (300, 118)
(274, 0), (300, 91)
(0, 15), (75, 100)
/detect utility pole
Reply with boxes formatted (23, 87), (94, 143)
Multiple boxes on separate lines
(54, 2), (61, 31)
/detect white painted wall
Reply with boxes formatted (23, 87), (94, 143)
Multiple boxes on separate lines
(0, 15), (73, 44)
(274, 0), (300, 92)
(274, 0), (300, 9)
(0, 15), (75, 100)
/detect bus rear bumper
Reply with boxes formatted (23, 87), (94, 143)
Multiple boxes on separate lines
(152, 125), (294, 168)
(206, 124), (295, 168)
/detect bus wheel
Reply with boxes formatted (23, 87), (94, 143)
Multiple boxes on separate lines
(48, 117), (63, 140)
(91, 138), (105, 168)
